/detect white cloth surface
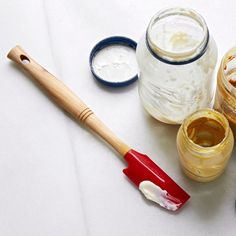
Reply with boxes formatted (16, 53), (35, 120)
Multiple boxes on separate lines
(0, 0), (235, 235)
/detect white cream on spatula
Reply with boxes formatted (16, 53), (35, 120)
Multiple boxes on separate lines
(139, 181), (181, 211)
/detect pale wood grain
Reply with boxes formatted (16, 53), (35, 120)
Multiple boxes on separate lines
(7, 46), (130, 157)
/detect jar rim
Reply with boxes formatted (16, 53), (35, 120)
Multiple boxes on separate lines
(182, 108), (230, 154)
(146, 7), (209, 65)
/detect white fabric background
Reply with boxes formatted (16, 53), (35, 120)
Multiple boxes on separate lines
(0, 0), (235, 235)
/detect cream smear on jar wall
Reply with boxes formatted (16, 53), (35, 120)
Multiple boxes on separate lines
(137, 8), (218, 124)
(92, 45), (138, 83)
(149, 14), (204, 56)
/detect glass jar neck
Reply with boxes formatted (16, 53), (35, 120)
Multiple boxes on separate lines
(146, 7), (209, 65)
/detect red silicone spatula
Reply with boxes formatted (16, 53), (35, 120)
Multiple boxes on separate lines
(7, 46), (190, 211)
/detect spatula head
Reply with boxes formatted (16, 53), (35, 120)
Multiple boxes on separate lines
(123, 149), (190, 211)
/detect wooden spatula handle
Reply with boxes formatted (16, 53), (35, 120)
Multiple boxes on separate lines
(7, 46), (130, 156)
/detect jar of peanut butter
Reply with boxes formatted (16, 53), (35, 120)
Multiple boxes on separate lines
(214, 47), (236, 136)
(177, 109), (234, 182)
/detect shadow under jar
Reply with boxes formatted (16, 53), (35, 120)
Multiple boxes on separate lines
(177, 109), (234, 182)
(214, 47), (236, 137)
(136, 7), (218, 124)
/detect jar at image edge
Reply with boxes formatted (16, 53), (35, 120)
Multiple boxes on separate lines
(136, 7), (218, 124)
(177, 109), (234, 182)
(214, 47), (236, 137)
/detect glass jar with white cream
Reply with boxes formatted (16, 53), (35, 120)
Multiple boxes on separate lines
(136, 7), (218, 124)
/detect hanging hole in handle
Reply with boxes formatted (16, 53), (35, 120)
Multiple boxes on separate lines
(20, 55), (30, 64)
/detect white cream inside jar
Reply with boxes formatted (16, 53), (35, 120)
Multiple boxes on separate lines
(151, 17), (203, 57)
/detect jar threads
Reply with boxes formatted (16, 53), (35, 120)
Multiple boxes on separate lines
(146, 7), (209, 65)
(177, 109), (234, 182)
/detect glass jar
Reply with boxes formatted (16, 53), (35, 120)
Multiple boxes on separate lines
(136, 7), (218, 124)
(177, 109), (234, 182)
(214, 47), (236, 136)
